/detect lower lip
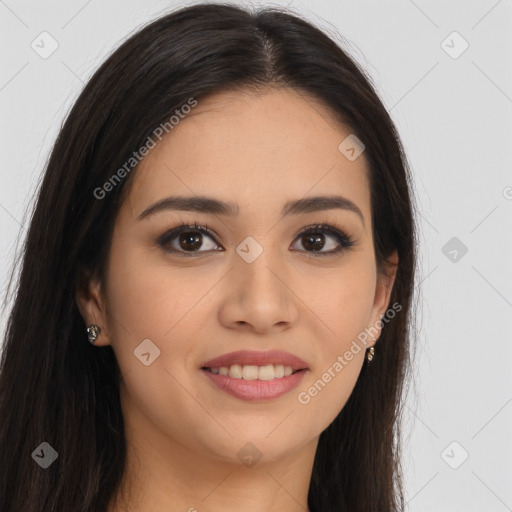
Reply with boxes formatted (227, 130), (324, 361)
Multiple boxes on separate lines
(200, 368), (308, 402)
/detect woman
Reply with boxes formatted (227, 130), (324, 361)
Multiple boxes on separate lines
(0, 3), (418, 511)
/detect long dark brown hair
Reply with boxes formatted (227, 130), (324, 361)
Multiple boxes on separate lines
(0, 3), (418, 511)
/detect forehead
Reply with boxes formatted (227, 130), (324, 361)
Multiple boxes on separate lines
(123, 87), (371, 223)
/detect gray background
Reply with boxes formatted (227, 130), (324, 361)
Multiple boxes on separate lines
(1, 0), (511, 510)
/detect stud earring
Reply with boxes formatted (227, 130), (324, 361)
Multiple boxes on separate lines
(86, 324), (100, 344)
(366, 346), (375, 364)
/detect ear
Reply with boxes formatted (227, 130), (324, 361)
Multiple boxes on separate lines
(75, 265), (111, 346)
(368, 250), (399, 346)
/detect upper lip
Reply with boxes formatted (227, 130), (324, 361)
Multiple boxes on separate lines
(201, 349), (309, 371)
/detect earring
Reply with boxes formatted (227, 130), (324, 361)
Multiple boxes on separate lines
(86, 324), (100, 344)
(366, 346), (375, 364)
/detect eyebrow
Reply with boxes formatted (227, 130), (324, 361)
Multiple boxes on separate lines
(137, 194), (365, 226)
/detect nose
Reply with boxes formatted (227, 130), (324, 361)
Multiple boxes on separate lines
(218, 250), (299, 334)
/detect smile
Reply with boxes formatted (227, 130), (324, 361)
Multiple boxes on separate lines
(200, 366), (308, 401)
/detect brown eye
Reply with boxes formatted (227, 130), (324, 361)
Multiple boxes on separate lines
(301, 233), (326, 252)
(157, 222), (355, 257)
(292, 223), (355, 256)
(177, 231), (204, 252)
(157, 223), (221, 254)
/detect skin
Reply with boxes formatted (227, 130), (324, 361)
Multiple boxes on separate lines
(76, 86), (398, 512)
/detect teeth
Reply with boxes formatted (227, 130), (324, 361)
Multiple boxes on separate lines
(207, 364), (298, 380)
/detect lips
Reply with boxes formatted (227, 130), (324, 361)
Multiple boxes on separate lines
(201, 368), (307, 401)
(200, 349), (309, 371)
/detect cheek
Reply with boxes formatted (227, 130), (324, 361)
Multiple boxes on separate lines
(292, 261), (375, 410)
(103, 242), (223, 403)
(105, 242), (199, 340)
(301, 258), (376, 342)
(294, 269), (374, 422)
(104, 246), (212, 444)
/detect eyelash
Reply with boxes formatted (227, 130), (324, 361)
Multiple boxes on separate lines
(156, 221), (356, 257)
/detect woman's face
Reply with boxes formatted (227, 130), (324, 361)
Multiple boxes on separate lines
(78, 87), (397, 468)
